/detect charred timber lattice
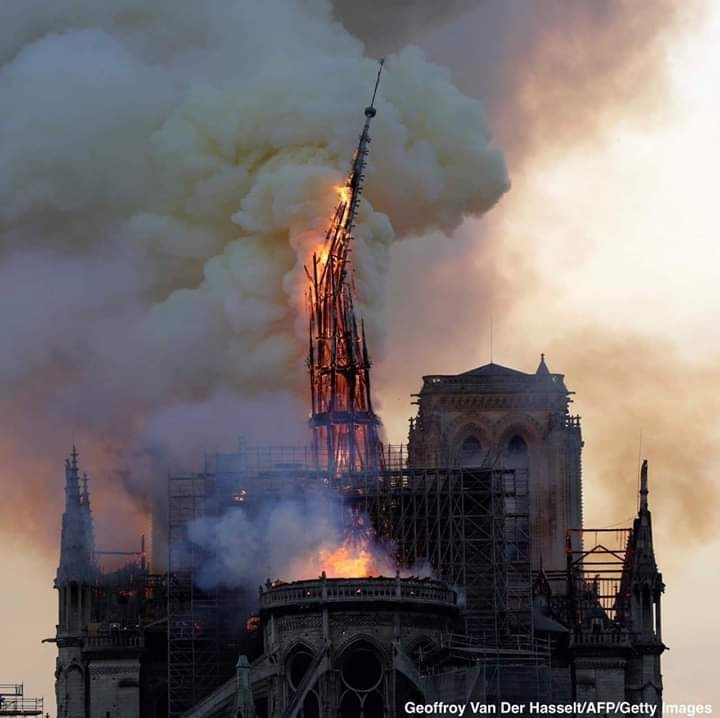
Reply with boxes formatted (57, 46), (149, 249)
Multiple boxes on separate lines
(307, 60), (385, 479)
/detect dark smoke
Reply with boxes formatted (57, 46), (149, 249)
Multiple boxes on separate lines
(331, 0), (481, 54)
(416, 0), (700, 157)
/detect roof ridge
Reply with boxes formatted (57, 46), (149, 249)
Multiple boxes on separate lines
(458, 362), (531, 378)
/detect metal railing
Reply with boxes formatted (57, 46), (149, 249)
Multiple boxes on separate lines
(84, 630), (144, 650)
(0, 685), (44, 717)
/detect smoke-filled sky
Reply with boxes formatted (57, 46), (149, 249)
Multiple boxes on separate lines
(1, 0), (718, 711)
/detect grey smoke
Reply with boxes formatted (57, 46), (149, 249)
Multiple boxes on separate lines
(331, 0), (482, 54)
(187, 493), (399, 589)
(0, 1), (508, 547)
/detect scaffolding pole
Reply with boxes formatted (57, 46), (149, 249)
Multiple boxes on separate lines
(0, 685), (43, 717)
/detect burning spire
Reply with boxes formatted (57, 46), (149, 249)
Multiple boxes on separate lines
(307, 60), (385, 479)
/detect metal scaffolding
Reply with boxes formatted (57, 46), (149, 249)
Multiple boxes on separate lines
(0, 686), (43, 717)
(539, 527), (634, 637)
(167, 454), (328, 717)
(166, 442), (538, 713)
(349, 447), (533, 642)
(167, 473), (237, 718)
(568, 527), (633, 628)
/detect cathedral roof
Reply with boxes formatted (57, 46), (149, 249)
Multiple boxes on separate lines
(458, 362), (531, 378)
(420, 356), (569, 398)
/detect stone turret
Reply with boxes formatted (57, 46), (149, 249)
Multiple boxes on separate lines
(625, 460), (665, 706)
(57, 446), (97, 617)
(54, 447), (147, 718)
(55, 446), (97, 718)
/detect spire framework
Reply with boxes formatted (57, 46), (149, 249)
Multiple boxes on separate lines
(307, 61), (385, 479)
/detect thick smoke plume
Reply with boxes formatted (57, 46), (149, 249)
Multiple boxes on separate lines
(0, 0), (508, 548)
(3, 1), (712, 709)
(332, 0), (481, 54)
(187, 494), (409, 590)
(413, 0), (697, 159)
(550, 330), (720, 546)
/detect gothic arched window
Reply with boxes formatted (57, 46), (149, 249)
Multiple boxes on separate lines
(459, 435), (483, 467)
(505, 434), (529, 470)
(287, 645), (315, 690)
(338, 642), (385, 717)
(301, 691), (320, 718)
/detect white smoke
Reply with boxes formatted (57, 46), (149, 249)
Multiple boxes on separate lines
(0, 0), (508, 529)
(187, 494), (401, 589)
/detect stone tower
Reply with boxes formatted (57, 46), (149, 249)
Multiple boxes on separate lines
(54, 447), (147, 718)
(407, 356), (583, 572)
(568, 460), (665, 708)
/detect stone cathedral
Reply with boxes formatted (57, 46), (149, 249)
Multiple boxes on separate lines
(52, 357), (665, 718)
(51, 68), (666, 716)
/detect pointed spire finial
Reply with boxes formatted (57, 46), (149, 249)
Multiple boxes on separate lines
(365, 58), (384, 118)
(536, 353), (550, 376)
(342, 58), (385, 236)
(640, 458), (649, 513)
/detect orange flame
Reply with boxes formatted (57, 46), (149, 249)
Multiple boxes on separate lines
(337, 184), (352, 228)
(317, 542), (383, 578)
(288, 515), (397, 580)
(314, 509), (395, 578)
(314, 184), (351, 265)
(316, 243), (331, 268)
(337, 183), (351, 206)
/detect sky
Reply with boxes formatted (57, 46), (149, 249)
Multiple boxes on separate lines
(1, 0), (718, 712)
